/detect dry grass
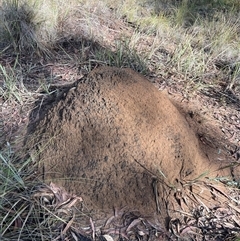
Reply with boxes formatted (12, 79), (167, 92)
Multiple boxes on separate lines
(0, 147), (87, 241)
(0, 0), (239, 89)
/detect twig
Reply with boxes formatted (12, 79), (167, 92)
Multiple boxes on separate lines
(90, 217), (95, 241)
(152, 178), (161, 214)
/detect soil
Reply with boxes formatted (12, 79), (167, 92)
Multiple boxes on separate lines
(24, 66), (238, 227)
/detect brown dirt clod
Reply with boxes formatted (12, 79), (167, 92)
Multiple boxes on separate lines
(25, 66), (233, 228)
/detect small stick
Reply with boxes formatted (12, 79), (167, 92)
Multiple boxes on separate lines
(153, 178), (161, 214)
(90, 217), (95, 241)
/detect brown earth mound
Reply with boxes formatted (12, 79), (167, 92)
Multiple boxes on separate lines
(25, 67), (234, 229)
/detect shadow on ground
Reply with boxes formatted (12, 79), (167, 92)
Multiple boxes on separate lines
(147, 0), (240, 26)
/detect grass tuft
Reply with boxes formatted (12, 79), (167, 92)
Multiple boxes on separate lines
(0, 144), (87, 241)
(95, 38), (149, 74)
(0, 61), (33, 104)
(0, 0), (48, 55)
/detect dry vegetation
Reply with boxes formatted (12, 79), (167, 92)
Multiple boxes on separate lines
(0, 0), (240, 240)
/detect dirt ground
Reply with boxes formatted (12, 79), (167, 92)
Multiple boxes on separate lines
(23, 67), (239, 235)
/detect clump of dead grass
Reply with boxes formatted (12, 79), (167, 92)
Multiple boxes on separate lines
(0, 0), (49, 55)
(0, 145), (88, 241)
